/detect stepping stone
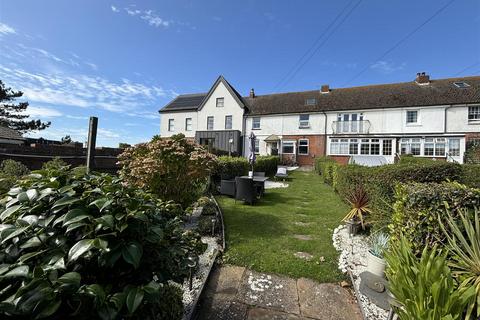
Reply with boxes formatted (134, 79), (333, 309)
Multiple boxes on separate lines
(199, 297), (248, 320)
(204, 265), (245, 299)
(293, 234), (312, 241)
(247, 307), (302, 320)
(359, 272), (390, 310)
(294, 222), (311, 227)
(294, 252), (313, 261)
(238, 271), (300, 315)
(297, 278), (363, 320)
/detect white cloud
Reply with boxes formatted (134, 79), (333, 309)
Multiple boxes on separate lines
(119, 6), (173, 29)
(85, 62), (98, 71)
(370, 60), (406, 74)
(111, 5), (119, 13)
(23, 106), (63, 118)
(0, 22), (15, 36)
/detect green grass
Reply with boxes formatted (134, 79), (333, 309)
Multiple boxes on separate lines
(217, 170), (349, 283)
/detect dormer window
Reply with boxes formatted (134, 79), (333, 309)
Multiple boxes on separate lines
(216, 97), (224, 107)
(454, 82), (470, 88)
(305, 98), (316, 106)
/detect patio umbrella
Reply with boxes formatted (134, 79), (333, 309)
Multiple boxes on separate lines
(248, 132), (256, 175)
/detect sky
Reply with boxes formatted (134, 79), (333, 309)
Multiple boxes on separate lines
(0, 0), (479, 147)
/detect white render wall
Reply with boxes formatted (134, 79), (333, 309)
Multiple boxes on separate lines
(446, 105), (480, 133)
(197, 81), (244, 131)
(160, 111), (197, 138)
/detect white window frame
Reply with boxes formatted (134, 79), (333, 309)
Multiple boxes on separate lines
(299, 114), (310, 128)
(468, 105), (480, 122)
(298, 139), (309, 155)
(225, 115), (232, 130)
(207, 116), (214, 130)
(252, 117), (261, 130)
(168, 119), (174, 132)
(448, 138), (460, 157)
(281, 141), (295, 154)
(305, 98), (316, 106)
(406, 110), (419, 125)
(382, 139), (393, 155)
(216, 97), (224, 107)
(185, 118), (192, 131)
(254, 140), (260, 154)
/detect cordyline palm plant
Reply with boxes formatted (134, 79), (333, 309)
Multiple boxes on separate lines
(343, 187), (371, 229)
(440, 208), (480, 319)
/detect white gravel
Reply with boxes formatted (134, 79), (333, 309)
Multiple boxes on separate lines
(332, 225), (390, 320)
(265, 181), (289, 189)
(182, 236), (220, 319)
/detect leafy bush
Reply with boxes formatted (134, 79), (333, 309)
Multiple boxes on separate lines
(397, 154), (436, 165)
(0, 159), (29, 177)
(42, 157), (68, 171)
(0, 166), (204, 319)
(314, 156), (339, 186)
(386, 237), (475, 320)
(118, 134), (217, 208)
(389, 182), (480, 255)
(334, 161), (462, 229)
(254, 156), (280, 176)
(460, 164), (480, 188)
(197, 216), (217, 236)
(213, 156), (249, 180)
(465, 139), (480, 164)
(440, 209), (480, 319)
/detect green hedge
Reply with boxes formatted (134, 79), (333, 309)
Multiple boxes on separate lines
(214, 155), (280, 180)
(389, 182), (480, 255)
(334, 161), (462, 228)
(314, 156), (340, 186)
(460, 164), (480, 188)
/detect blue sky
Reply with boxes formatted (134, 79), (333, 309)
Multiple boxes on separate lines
(0, 0), (479, 147)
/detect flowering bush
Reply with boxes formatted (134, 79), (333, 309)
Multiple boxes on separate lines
(118, 134), (217, 208)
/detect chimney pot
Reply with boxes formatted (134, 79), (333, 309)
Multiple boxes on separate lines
(321, 84), (330, 93)
(415, 72), (430, 84)
(249, 88), (255, 98)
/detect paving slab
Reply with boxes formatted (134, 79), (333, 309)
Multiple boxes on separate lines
(297, 278), (363, 320)
(198, 295), (248, 320)
(294, 252), (313, 261)
(293, 234), (313, 241)
(238, 270), (300, 315)
(247, 307), (305, 320)
(203, 265), (245, 299)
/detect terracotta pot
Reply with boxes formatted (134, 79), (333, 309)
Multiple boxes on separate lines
(367, 250), (386, 277)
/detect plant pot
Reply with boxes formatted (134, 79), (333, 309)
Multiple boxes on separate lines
(345, 219), (362, 235)
(367, 250), (387, 278)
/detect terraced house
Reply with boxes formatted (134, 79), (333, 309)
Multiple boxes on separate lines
(159, 73), (480, 165)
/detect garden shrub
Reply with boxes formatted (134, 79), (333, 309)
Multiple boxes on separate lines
(0, 159), (29, 177)
(197, 216), (217, 236)
(213, 156), (249, 180)
(464, 139), (480, 164)
(460, 164), (480, 188)
(0, 166), (204, 319)
(389, 181), (480, 255)
(42, 157), (68, 171)
(118, 134), (217, 208)
(334, 161), (462, 229)
(314, 156), (339, 185)
(397, 154), (436, 165)
(254, 156), (280, 176)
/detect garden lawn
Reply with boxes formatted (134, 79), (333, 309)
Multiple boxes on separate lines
(217, 170), (349, 283)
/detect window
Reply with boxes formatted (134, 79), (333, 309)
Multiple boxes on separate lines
(336, 113), (364, 133)
(305, 98), (316, 106)
(449, 139), (460, 156)
(252, 117), (261, 129)
(469, 106), (480, 121)
(185, 118), (192, 131)
(370, 139), (380, 155)
(254, 140), (259, 154)
(282, 141), (295, 154)
(454, 82), (470, 88)
(299, 114), (310, 128)
(411, 138), (421, 155)
(225, 115), (232, 129)
(216, 97), (224, 107)
(382, 139), (392, 155)
(168, 119), (174, 132)
(424, 138), (434, 156)
(207, 116), (214, 130)
(360, 139), (370, 155)
(406, 110), (418, 124)
(330, 139), (339, 154)
(434, 138), (446, 156)
(349, 139), (358, 155)
(298, 139), (309, 155)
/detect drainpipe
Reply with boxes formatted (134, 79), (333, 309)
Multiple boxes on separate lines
(322, 111), (328, 156)
(444, 105), (453, 133)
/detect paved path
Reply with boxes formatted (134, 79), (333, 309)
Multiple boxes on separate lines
(198, 265), (363, 320)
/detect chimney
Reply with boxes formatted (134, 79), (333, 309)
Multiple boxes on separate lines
(415, 72), (430, 85)
(249, 88), (255, 98)
(321, 84), (330, 94)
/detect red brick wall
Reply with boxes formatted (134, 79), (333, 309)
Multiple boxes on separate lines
(280, 135), (326, 166)
(329, 156), (350, 165)
(466, 133), (480, 142)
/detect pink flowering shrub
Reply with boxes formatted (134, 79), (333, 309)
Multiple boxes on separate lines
(118, 134), (217, 207)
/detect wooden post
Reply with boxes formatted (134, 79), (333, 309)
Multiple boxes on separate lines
(86, 116), (98, 173)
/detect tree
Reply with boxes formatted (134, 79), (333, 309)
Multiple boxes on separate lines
(0, 80), (50, 133)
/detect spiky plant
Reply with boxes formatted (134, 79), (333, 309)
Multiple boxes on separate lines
(343, 187), (371, 229)
(369, 231), (390, 258)
(440, 208), (480, 319)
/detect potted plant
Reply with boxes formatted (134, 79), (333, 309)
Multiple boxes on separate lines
(367, 231), (390, 277)
(343, 187), (370, 235)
